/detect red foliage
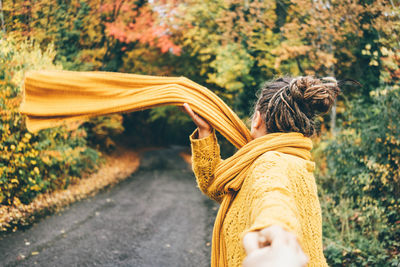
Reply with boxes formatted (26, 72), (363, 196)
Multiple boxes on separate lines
(102, 1), (181, 55)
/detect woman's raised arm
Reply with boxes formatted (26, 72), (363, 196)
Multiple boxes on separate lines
(182, 103), (224, 202)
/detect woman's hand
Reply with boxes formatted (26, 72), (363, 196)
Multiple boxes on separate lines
(181, 103), (213, 139)
(242, 225), (308, 267)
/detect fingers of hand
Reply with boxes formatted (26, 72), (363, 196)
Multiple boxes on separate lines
(298, 250), (309, 267)
(243, 232), (261, 255)
(181, 103), (211, 131)
(182, 103), (196, 120)
(243, 228), (281, 256)
(242, 247), (273, 267)
(182, 104), (201, 126)
(243, 242), (308, 267)
(259, 225), (285, 246)
(254, 226), (308, 267)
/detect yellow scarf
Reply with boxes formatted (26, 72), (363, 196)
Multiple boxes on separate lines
(211, 132), (312, 266)
(20, 70), (312, 267)
(20, 70), (251, 148)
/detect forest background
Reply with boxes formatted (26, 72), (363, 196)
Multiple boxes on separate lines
(0, 0), (399, 266)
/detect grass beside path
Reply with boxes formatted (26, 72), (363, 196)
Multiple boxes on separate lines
(0, 147), (140, 232)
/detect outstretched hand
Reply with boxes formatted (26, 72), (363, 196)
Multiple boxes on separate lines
(181, 103), (213, 139)
(242, 225), (308, 267)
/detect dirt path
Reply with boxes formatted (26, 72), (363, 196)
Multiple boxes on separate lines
(0, 147), (218, 267)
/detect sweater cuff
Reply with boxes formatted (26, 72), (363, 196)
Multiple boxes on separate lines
(190, 129), (217, 150)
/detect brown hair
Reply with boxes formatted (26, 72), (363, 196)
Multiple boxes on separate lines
(255, 76), (340, 137)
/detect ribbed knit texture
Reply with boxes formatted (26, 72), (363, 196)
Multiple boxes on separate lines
(20, 70), (327, 267)
(191, 130), (328, 267)
(20, 70), (251, 148)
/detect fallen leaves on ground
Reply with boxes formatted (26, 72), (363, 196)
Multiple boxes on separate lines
(0, 146), (140, 232)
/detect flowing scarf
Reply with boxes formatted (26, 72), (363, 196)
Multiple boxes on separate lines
(20, 70), (313, 267)
(20, 70), (251, 148)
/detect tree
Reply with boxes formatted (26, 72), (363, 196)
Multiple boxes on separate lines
(169, 0), (281, 116)
(3, 0), (180, 71)
(279, 0), (399, 96)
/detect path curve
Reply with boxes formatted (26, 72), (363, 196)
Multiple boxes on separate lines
(0, 147), (218, 267)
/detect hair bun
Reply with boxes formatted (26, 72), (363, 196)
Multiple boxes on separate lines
(289, 76), (340, 114)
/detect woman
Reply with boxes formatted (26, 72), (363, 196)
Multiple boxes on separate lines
(182, 76), (340, 266)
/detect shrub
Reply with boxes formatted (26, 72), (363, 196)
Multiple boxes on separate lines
(0, 36), (100, 206)
(83, 114), (125, 152)
(318, 86), (400, 266)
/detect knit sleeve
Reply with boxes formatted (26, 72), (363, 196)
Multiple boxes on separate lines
(190, 129), (224, 203)
(244, 152), (302, 244)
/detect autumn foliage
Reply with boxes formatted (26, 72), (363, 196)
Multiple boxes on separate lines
(0, 37), (100, 206)
(1, 0), (399, 265)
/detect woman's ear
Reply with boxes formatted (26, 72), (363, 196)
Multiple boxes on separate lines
(252, 110), (263, 129)
(251, 110), (267, 138)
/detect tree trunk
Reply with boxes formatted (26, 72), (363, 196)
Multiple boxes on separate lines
(330, 100), (336, 135)
(0, 0), (5, 33)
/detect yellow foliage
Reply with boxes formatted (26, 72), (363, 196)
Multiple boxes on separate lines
(0, 36), (100, 206)
(30, 185), (41, 192)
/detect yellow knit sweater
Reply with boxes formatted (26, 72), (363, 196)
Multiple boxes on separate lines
(20, 70), (327, 266)
(190, 130), (328, 267)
